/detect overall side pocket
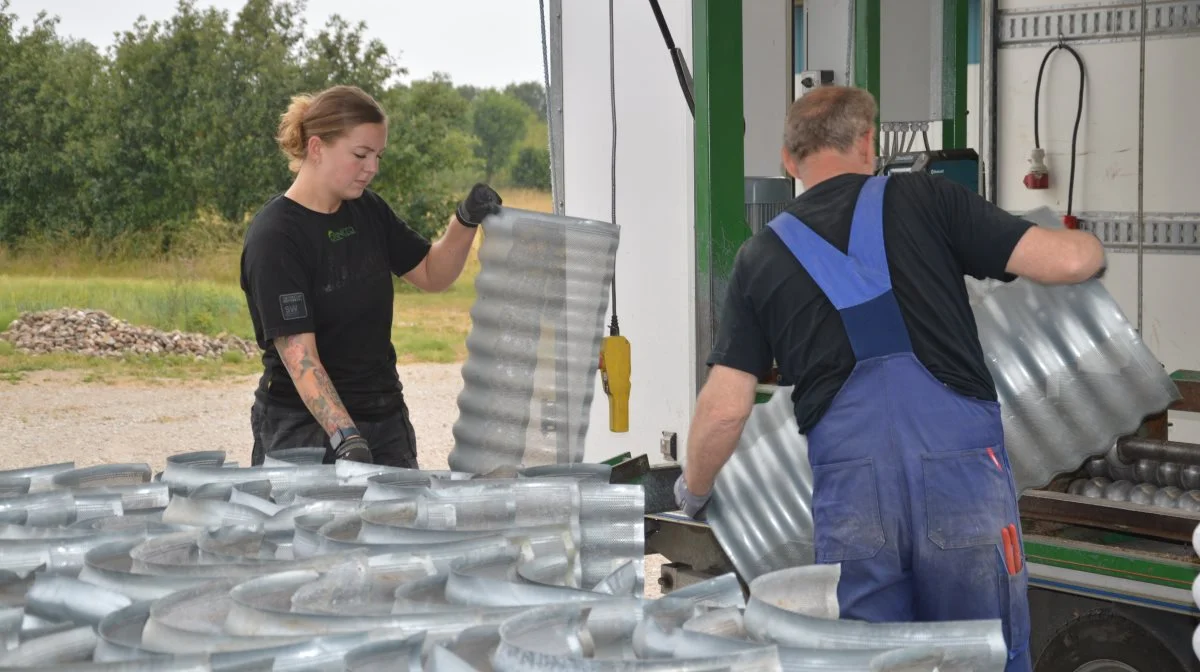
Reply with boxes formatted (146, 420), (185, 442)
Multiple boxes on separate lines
(923, 447), (1014, 550)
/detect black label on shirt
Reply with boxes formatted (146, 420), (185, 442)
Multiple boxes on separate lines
(279, 292), (308, 320)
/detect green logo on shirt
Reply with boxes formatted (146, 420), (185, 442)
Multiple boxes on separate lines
(327, 226), (357, 242)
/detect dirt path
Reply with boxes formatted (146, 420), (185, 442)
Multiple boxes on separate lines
(0, 363), (665, 594)
(0, 363), (465, 472)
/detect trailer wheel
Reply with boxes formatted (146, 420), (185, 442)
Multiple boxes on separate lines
(1034, 611), (1185, 672)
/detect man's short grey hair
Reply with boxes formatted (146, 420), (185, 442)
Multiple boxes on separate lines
(783, 86), (878, 163)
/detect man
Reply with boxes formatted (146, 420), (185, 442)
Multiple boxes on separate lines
(673, 86), (1104, 671)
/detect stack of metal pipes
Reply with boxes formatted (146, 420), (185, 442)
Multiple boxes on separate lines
(0, 453), (1016, 671)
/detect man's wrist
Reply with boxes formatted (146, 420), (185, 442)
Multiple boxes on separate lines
(329, 426), (360, 450)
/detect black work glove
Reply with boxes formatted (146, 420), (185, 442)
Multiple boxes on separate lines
(333, 435), (373, 464)
(455, 183), (503, 227)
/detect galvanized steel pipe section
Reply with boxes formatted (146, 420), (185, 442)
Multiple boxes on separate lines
(449, 208), (619, 474)
(743, 566), (1007, 670)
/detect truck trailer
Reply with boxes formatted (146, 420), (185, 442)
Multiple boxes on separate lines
(540, 1), (1200, 669)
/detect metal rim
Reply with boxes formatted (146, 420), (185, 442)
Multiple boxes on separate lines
(1074, 660), (1140, 672)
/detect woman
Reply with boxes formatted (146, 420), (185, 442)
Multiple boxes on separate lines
(240, 84), (501, 467)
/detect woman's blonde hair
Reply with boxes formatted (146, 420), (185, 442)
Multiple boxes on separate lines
(276, 85), (387, 172)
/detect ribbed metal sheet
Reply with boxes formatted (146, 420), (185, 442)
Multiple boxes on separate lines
(706, 206), (1180, 584)
(706, 387), (814, 584)
(449, 207), (619, 474)
(970, 208), (1181, 492)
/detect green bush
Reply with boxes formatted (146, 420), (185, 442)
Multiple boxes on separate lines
(511, 147), (551, 191)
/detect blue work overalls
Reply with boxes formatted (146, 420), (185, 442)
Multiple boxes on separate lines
(766, 176), (1032, 671)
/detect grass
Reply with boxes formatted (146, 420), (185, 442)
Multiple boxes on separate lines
(0, 276), (253, 338)
(0, 188), (553, 381)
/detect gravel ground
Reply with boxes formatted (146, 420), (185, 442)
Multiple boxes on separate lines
(0, 362), (665, 595)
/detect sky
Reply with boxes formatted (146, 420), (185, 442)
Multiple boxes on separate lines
(4, 0), (548, 89)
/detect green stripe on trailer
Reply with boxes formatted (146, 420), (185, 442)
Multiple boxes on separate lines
(1025, 536), (1198, 592)
(1170, 369), (1200, 383)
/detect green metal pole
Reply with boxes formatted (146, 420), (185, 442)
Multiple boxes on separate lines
(692, 0), (744, 390)
(854, 0), (881, 151)
(943, 0), (969, 149)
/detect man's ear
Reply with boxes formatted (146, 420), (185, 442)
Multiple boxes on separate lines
(860, 128), (876, 164)
(781, 147), (801, 180)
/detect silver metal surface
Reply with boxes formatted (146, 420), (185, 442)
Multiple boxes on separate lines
(998, 1), (1200, 48)
(81, 539), (215, 601)
(141, 578), (305, 654)
(0, 450), (1015, 668)
(25, 574), (132, 626)
(706, 386), (814, 584)
(492, 599), (784, 671)
(445, 554), (603, 607)
(343, 633), (424, 671)
(970, 207), (1180, 492)
(518, 463), (612, 481)
(1076, 213), (1200, 255)
(0, 463), (75, 493)
(548, 0), (565, 215)
(981, 0), (997, 201)
(161, 451), (336, 495)
(1137, 0), (1148, 333)
(0, 624), (96, 666)
(434, 624), (501, 671)
(52, 464), (153, 489)
(449, 207), (619, 473)
(743, 566), (1007, 670)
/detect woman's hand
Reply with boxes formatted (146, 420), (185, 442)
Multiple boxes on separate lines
(455, 183), (503, 227)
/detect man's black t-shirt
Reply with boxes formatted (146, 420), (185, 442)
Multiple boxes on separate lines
(240, 189), (432, 419)
(709, 172), (1035, 433)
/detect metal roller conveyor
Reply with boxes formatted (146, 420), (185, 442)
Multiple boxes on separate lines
(1118, 438), (1200, 468)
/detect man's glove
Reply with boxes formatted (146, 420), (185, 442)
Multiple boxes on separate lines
(333, 435), (373, 464)
(674, 474), (711, 520)
(455, 183), (503, 227)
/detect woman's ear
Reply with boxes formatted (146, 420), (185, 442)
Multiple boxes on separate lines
(306, 135), (324, 165)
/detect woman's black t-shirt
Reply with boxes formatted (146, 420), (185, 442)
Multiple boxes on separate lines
(240, 189), (432, 419)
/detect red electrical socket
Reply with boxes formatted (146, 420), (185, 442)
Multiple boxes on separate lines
(1024, 148), (1049, 189)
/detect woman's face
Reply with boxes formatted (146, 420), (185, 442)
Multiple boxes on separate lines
(314, 122), (387, 200)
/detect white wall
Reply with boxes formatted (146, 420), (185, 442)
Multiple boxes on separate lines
(561, 0), (697, 464)
(743, 0), (791, 177)
(995, 0), (1200, 440)
(803, 0), (854, 85)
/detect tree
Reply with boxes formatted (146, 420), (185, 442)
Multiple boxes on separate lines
(0, 0), (482, 251)
(511, 147), (550, 190)
(300, 14), (402, 92)
(455, 84), (482, 104)
(504, 81), (546, 121)
(373, 75), (481, 239)
(0, 4), (108, 243)
(471, 91), (530, 183)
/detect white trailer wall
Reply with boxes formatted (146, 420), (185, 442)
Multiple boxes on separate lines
(994, 0), (1200, 440)
(560, 1), (697, 463)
